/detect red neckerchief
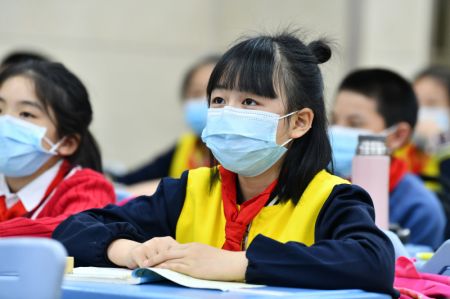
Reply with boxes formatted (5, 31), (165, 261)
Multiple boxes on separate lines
(0, 196), (26, 221)
(389, 157), (409, 193)
(0, 160), (71, 221)
(397, 143), (430, 175)
(219, 166), (278, 251)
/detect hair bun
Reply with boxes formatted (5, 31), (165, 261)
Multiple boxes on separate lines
(308, 40), (331, 64)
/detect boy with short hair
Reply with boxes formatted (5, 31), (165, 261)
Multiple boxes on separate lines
(330, 68), (446, 248)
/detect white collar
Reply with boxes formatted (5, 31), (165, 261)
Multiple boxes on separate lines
(0, 160), (63, 211)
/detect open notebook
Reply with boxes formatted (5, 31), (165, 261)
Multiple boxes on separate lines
(65, 267), (265, 291)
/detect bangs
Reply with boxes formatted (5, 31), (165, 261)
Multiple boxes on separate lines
(207, 37), (279, 99)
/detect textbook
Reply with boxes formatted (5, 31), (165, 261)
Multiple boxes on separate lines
(64, 266), (265, 291)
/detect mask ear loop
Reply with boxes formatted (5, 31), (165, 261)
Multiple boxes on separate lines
(278, 111), (299, 147)
(280, 138), (293, 147)
(380, 124), (399, 137)
(375, 125), (399, 155)
(278, 110), (298, 120)
(43, 136), (66, 154)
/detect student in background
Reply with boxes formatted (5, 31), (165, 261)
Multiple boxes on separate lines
(1, 50), (50, 71)
(0, 61), (115, 237)
(54, 32), (396, 296)
(330, 68), (446, 249)
(395, 66), (450, 181)
(112, 56), (220, 196)
(414, 66), (450, 151)
(413, 65), (450, 238)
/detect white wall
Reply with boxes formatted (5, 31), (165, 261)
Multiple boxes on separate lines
(0, 0), (435, 169)
(212, 0), (351, 116)
(0, 0), (216, 169)
(357, 0), (434, 78)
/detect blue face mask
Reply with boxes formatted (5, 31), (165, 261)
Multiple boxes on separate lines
(328, 125), (372, 178)
(201, 106), (294, 177)
(184, 98), (208, 136)
(0, 115), (62, 177)
(328, 125), (396, 178)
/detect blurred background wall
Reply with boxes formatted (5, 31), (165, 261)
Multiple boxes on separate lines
(0, 0), (447, 169)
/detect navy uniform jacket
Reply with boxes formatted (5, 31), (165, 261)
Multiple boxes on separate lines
(390, 173), (445, 248)
(53, 170), (397, 297)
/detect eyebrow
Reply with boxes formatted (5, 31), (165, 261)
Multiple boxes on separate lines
(347, 113), (364, 119)
(16, 99), (45, 111)
(0, 96), (43, 107)
(347, 114), (366, 124)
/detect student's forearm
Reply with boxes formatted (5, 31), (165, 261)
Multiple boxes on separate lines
(107, 238), (141, 268)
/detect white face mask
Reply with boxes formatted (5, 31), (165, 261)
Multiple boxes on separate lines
(418, 107), (450, 132)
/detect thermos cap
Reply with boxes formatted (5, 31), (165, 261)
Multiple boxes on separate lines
(356, 135), (388, 155)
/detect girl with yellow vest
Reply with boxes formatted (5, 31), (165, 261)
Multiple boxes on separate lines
(54, 31), (396, 296)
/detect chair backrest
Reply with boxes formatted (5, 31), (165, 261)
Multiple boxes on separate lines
(0, 238), (67, 299)
(383, 230), (410, 259)
(421, 239), (450, 274)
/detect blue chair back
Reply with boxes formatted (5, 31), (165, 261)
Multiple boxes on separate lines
(383, 230), (409, 259)
(421, 239), (450, 275)
(0, 238), (67, 299)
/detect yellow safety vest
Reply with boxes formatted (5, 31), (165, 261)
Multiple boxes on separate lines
(168, 133), (199, 178)
(176, 167), (349, 248)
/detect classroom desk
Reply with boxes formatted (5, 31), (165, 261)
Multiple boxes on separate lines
(62, 280), (391, 299)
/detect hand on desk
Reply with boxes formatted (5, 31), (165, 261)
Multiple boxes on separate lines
(107, 237), (248, 282)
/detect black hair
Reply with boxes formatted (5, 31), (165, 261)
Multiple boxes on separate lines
(0, 61), (103, 172)
(338, 68), (418, 129)
(180, 55), (221, 99)
(207, 31), (332, 204)
(1, 50), (50, 69)
(415, 65), (450, 105)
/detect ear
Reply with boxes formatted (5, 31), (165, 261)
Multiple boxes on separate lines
(289, 108), (314, 139)
(57, 134), (80, 157)
(386, 122), (411, 151)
